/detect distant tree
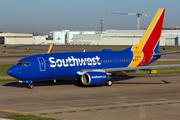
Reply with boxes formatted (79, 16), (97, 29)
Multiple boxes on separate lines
(32, 31), (41, 36)
(46, 36), (53, 40)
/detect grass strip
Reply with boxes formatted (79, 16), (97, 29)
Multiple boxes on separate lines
(6, 45), (34, 49)
(159, 47), (180, 51)
(126, 61), (180, 76)
(5, 115), (58, 120)
(0, 64), (17, 82)
(94, 47), (128, 51)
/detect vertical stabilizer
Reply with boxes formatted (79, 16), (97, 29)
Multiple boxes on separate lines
(128, 8), (165, 67)
(131, 8), (165, 52)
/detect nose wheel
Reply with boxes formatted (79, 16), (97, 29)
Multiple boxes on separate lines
(27, 84), (34, 89)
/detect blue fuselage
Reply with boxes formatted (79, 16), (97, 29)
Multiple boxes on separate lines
(7, 50), (160, 81)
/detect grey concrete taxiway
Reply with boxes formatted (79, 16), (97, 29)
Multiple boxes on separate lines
(1, 75), (180, 120)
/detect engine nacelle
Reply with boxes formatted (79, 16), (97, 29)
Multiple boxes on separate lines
(81, 72), (108, 85)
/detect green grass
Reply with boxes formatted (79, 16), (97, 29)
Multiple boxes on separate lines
(94, 47), (129, 51)
(6, 45), (35, 49)
(0, 64), (17, 82)
(0, 64), (14, 76)
(159, 47), (180, 51)
(126, 61), (180, 76)
(5, 115), (58, 120)
(8, 52), (43, 54)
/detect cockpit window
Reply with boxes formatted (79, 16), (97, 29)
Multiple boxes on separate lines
(16, 62), (30, 66)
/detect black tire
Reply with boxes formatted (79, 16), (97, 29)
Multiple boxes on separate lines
(77, 78), (83, 86)
(27, 84), (34, 89)
(105, 80), (112, 86)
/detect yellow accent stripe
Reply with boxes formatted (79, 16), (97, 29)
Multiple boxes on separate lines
(0, 110), (28, 115)
(128, 51), (143, 67)
(47, 44), (53, 53)
(40, 94), (70, 97)
(132, 8), (164, 51)
(32, 102), (180, 116)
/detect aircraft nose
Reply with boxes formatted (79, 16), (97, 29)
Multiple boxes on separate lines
(7, 66), (20, 78)
(7, 67), (15, 77)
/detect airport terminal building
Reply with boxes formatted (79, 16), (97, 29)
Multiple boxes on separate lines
(71, 30), (180, 46)
(0, 33), (33, 44)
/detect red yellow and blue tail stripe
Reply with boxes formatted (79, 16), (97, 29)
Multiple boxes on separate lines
(128, 8), (165, 67)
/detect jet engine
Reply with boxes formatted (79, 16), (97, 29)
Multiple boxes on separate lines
(81, 72), (109, 85)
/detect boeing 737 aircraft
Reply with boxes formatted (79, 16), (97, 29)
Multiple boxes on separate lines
(7, 8), (180, 89)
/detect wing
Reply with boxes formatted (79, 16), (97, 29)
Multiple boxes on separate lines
(77, 64), (180, 75)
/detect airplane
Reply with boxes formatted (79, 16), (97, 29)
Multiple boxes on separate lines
(7, 8), (180, 89)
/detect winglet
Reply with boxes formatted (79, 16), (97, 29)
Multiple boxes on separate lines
(47, 44), (53, 53)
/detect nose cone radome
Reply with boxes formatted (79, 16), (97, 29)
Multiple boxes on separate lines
(7, 66), (20, 79)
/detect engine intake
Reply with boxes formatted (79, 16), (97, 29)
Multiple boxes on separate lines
(81, 72), (108, 85)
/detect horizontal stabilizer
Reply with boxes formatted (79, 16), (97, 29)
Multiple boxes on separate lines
(153, 51), (180, 56)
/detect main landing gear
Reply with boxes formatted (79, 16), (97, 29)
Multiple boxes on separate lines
(105, 80), (112, 86)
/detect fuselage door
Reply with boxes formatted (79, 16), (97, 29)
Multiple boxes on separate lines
(37, 57), (46, 71)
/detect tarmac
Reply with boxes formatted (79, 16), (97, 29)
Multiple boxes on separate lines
(0, 75), (180, 120)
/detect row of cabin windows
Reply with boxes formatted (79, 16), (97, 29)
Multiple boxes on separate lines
(48, 59), (139, 65)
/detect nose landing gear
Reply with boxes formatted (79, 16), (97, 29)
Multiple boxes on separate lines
(27, 84), (34, 89)
(19, 80), (34, 89)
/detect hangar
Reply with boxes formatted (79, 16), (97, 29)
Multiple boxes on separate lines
(71, 30), (180, 46)
(0, 33), (33, 45)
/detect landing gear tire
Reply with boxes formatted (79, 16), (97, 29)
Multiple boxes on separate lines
(27, 84), (34, 89)
(105, 80), (112, 86)
(77, 78), (83, 86)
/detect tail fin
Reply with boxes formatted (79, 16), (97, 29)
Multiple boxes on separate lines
(47, 44), (53, 53)
(131, 8), (165, 52)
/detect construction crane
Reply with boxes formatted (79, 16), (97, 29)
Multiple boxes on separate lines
(110, 12), (148, 29)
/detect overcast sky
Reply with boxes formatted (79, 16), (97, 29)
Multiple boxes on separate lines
(0, 0), (179, 34)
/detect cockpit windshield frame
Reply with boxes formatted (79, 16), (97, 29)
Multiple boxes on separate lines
(16, 62), (30, 66)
